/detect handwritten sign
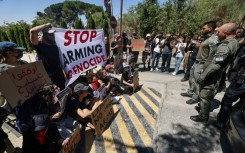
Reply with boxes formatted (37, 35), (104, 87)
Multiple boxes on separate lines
(132, 39), (145, 52)
(55, 29), (107, 86)
(91, 95), (114, 136)
(0, 61), (51, 108)
(133, 70), (139, 92)
(59, 126), (81, 153)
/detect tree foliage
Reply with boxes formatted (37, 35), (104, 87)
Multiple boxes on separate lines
(74, 17), (84, 29)
(32, 1), (103, 27)
(122, 0), (245, 38)
(0, 21), (33, 52)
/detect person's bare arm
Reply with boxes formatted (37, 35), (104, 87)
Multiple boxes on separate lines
(29, 23), (51, 45)
(76, 100), (102, 118)
(76, 108), (92, 118)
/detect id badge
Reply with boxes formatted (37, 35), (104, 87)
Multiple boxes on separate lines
(215, 55), (224, 62)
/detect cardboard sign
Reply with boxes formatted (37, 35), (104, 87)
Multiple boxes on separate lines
(132, 39), (145, 52)
(0, 61), (51, 108)
(133, 70), (139, 92)
(91, 95), (114, 136)
(59, 126), (81, 153)
(55, 29), (107, 86)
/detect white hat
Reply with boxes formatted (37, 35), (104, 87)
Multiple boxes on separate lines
(146, 33), (151, 37)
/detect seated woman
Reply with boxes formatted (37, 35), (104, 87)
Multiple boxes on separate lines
(65, 83), (102, 130)
(38, 83), (73, 138)
(96, 68), (121, 96)
(87, 72), (102, 97)
(21, 84), (69, 153)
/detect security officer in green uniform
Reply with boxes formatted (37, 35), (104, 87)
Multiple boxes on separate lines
(216, 35), (245, 129)
(190, 23), (238, 123)
(181, 21), (219, 105)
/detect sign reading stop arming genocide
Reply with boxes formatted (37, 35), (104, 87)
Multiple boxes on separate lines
(55, 29), (107, 86)
(0, 61), (51, 108)
(91, 95), (114, 136)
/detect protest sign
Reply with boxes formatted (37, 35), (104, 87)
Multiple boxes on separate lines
(133, 70), (139, 92)
(0, 61), (51, 108)
(55, 29), (107, 86)
(59, 126), (80, 153)
(91, 95), (114, 136)
(131, 39), (145, 52)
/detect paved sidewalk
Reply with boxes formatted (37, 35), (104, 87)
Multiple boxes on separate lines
(137, 62), (232, 153)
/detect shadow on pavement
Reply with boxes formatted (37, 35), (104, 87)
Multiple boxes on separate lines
(98, 137), (154, 153)
(154, 121), (231, 153)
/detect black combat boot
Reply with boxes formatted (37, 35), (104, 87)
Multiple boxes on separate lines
(186, 99), (198, 104)
(180, 92), (192, 98)
(190, 115), (208, 123)
(181, 78), (189, 82)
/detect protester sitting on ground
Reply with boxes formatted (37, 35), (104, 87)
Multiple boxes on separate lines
(22, 113), (69, 153)
(118, 66), (134, 94)
(86, 72), (103, 99)
(96, 68), (121, 96)
(21, 86), (69, 153)
(65, 83), (102, 130)
(38, 83), (74, 138)
(39, 84), (71, 121)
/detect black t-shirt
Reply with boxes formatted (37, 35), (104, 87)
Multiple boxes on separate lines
(22, 122), (62, 153)
(111, 41), (118, 55)
(162, 41), (172, 54)
(122, 37), (128, 52)
(100, 77), (110, 86)
(34, 43), (62, 74)
(122, 70), (129, 82)
(34, 43), (66, 89)
(65, 95), (89, 123)
(105, 43), (110, 57)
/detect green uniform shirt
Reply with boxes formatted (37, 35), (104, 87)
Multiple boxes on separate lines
(200, 38), (238, 86)
(196, 33), (219, 62)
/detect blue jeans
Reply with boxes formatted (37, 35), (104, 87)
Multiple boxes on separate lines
(161, 53), (172, 71)
(151, 51), (160, 69)
(174, 57), (184, 73)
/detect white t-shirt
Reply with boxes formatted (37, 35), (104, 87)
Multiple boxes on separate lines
(175, 42), (187, 57)
(154, 38), (165, 53)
